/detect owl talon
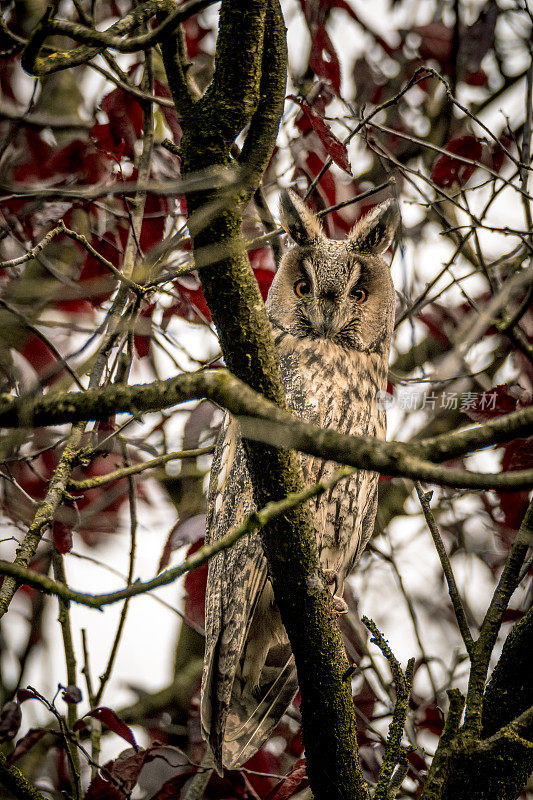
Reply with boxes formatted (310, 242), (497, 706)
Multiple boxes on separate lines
(323, 570), (347, 614)
(332, 595), (349, 615)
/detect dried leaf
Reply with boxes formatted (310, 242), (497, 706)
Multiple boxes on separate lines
(266, 758), (308, 800)
(0, 701), (22, 741)
(75, 708), (137, 749)
(289, 96), (352, 175)
(9, 728), (50, 763)
(52, 521), (73, 554)
(431, 135), (483, 188)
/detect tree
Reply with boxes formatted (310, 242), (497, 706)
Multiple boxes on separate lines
(0, 0), (532, 798)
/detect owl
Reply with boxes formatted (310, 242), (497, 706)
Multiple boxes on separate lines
(201, 189), (399, 773)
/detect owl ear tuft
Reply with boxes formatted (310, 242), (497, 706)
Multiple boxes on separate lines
(349, 199), (400, 255)
(279, 189), (323, 246)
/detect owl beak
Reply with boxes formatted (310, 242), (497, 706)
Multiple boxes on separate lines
(319, 301), (336, 335)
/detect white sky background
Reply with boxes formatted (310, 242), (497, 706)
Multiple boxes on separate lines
(1, 0), (531, 780)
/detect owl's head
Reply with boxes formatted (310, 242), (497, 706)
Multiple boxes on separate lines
(266, 190), (399, 353)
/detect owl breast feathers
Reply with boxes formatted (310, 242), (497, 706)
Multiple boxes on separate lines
(201, 189), (399, 772)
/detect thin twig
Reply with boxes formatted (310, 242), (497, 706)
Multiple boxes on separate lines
(68, 445), (214, 491)
(415, 483), (475, 658)
(93, 439), (137, 707)
(51, 551), (81, 800)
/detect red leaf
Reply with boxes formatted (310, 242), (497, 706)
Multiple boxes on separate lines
(171, 274), (212, 323)
(407, 749), (429, 776)
(266, 759), (308, 800)
(353, 678), (376, 734)
(0, 702), (22, 741)
(49, 139), (110, 185)
(309, 24), (341, 94)
(76, 708), (137, 748)
(183, 538), (208, 627)
(101, 88), (144, 157)
(183, 15), (210, 58)
(293, 150), (359, 236)
(79, 225), (129, 308)
(90, 122), (124, 160)
(9, 728), (49, 763)
(55, 744), (72, 794)
(462, 384), (521, 422)
(97, 417), (116, 435)
(289, 96), (351, 175)
(465, 69), (488, 87)
(12, 130), (55, 183)
(416, 702), (445, 735)
(158, 513), (206, 573)
(150, 771), (196, 800)
(84, 774), (122, 800)
(134, 303), (155, 359)
(431, 135), (483, 188)
(490, 136), (512, 173)
(501, 437), (533, 473)
(242, 749), (282, 797)
(495, 437), (533, 530)
(16, 688), (37, 703)
(85, 749), (153, 800)
(413, 23), (453, 67)
(53, 521), (73, 554)
(20, 335), (57, 376)
(140, 194), (171, 253)
(502, 608), (526, 623)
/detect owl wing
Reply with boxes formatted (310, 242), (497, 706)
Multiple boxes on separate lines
(201, 413), (269, 769)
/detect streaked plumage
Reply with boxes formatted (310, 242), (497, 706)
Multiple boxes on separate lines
(201, 189), (399, 771)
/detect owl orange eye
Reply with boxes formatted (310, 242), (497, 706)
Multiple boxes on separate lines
(352, 288), (368, 304)
(294, 278), (312, 297)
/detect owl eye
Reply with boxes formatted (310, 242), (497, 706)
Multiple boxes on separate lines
(294, 278), (312, 297)
(351, 287), (368, 304)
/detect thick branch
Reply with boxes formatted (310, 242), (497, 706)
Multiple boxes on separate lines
(482, 605), (533, 739)
(236, 0), (287, 202)
(2, 371), (533, 490)
(198, 0), (267, 155)
(0, 752), (48, 800)
(20, 0), (216, 75)
(464, 499), (533, 733)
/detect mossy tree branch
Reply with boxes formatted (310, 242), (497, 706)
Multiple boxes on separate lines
(19, 0), (217, 75)
(363, 618), (414, 800)
(420, 498), (533, 800)
(463, 499), (533, 735)
(0, 752), (48, 800)
(2, 370), (533, 490)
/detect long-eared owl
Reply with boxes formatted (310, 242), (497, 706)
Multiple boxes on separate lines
(201, 189), (399, 772)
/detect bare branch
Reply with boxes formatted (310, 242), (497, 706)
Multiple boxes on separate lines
(415, 483), (475, 658)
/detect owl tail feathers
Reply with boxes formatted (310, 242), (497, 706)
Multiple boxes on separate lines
(205, 655), (298, 773)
